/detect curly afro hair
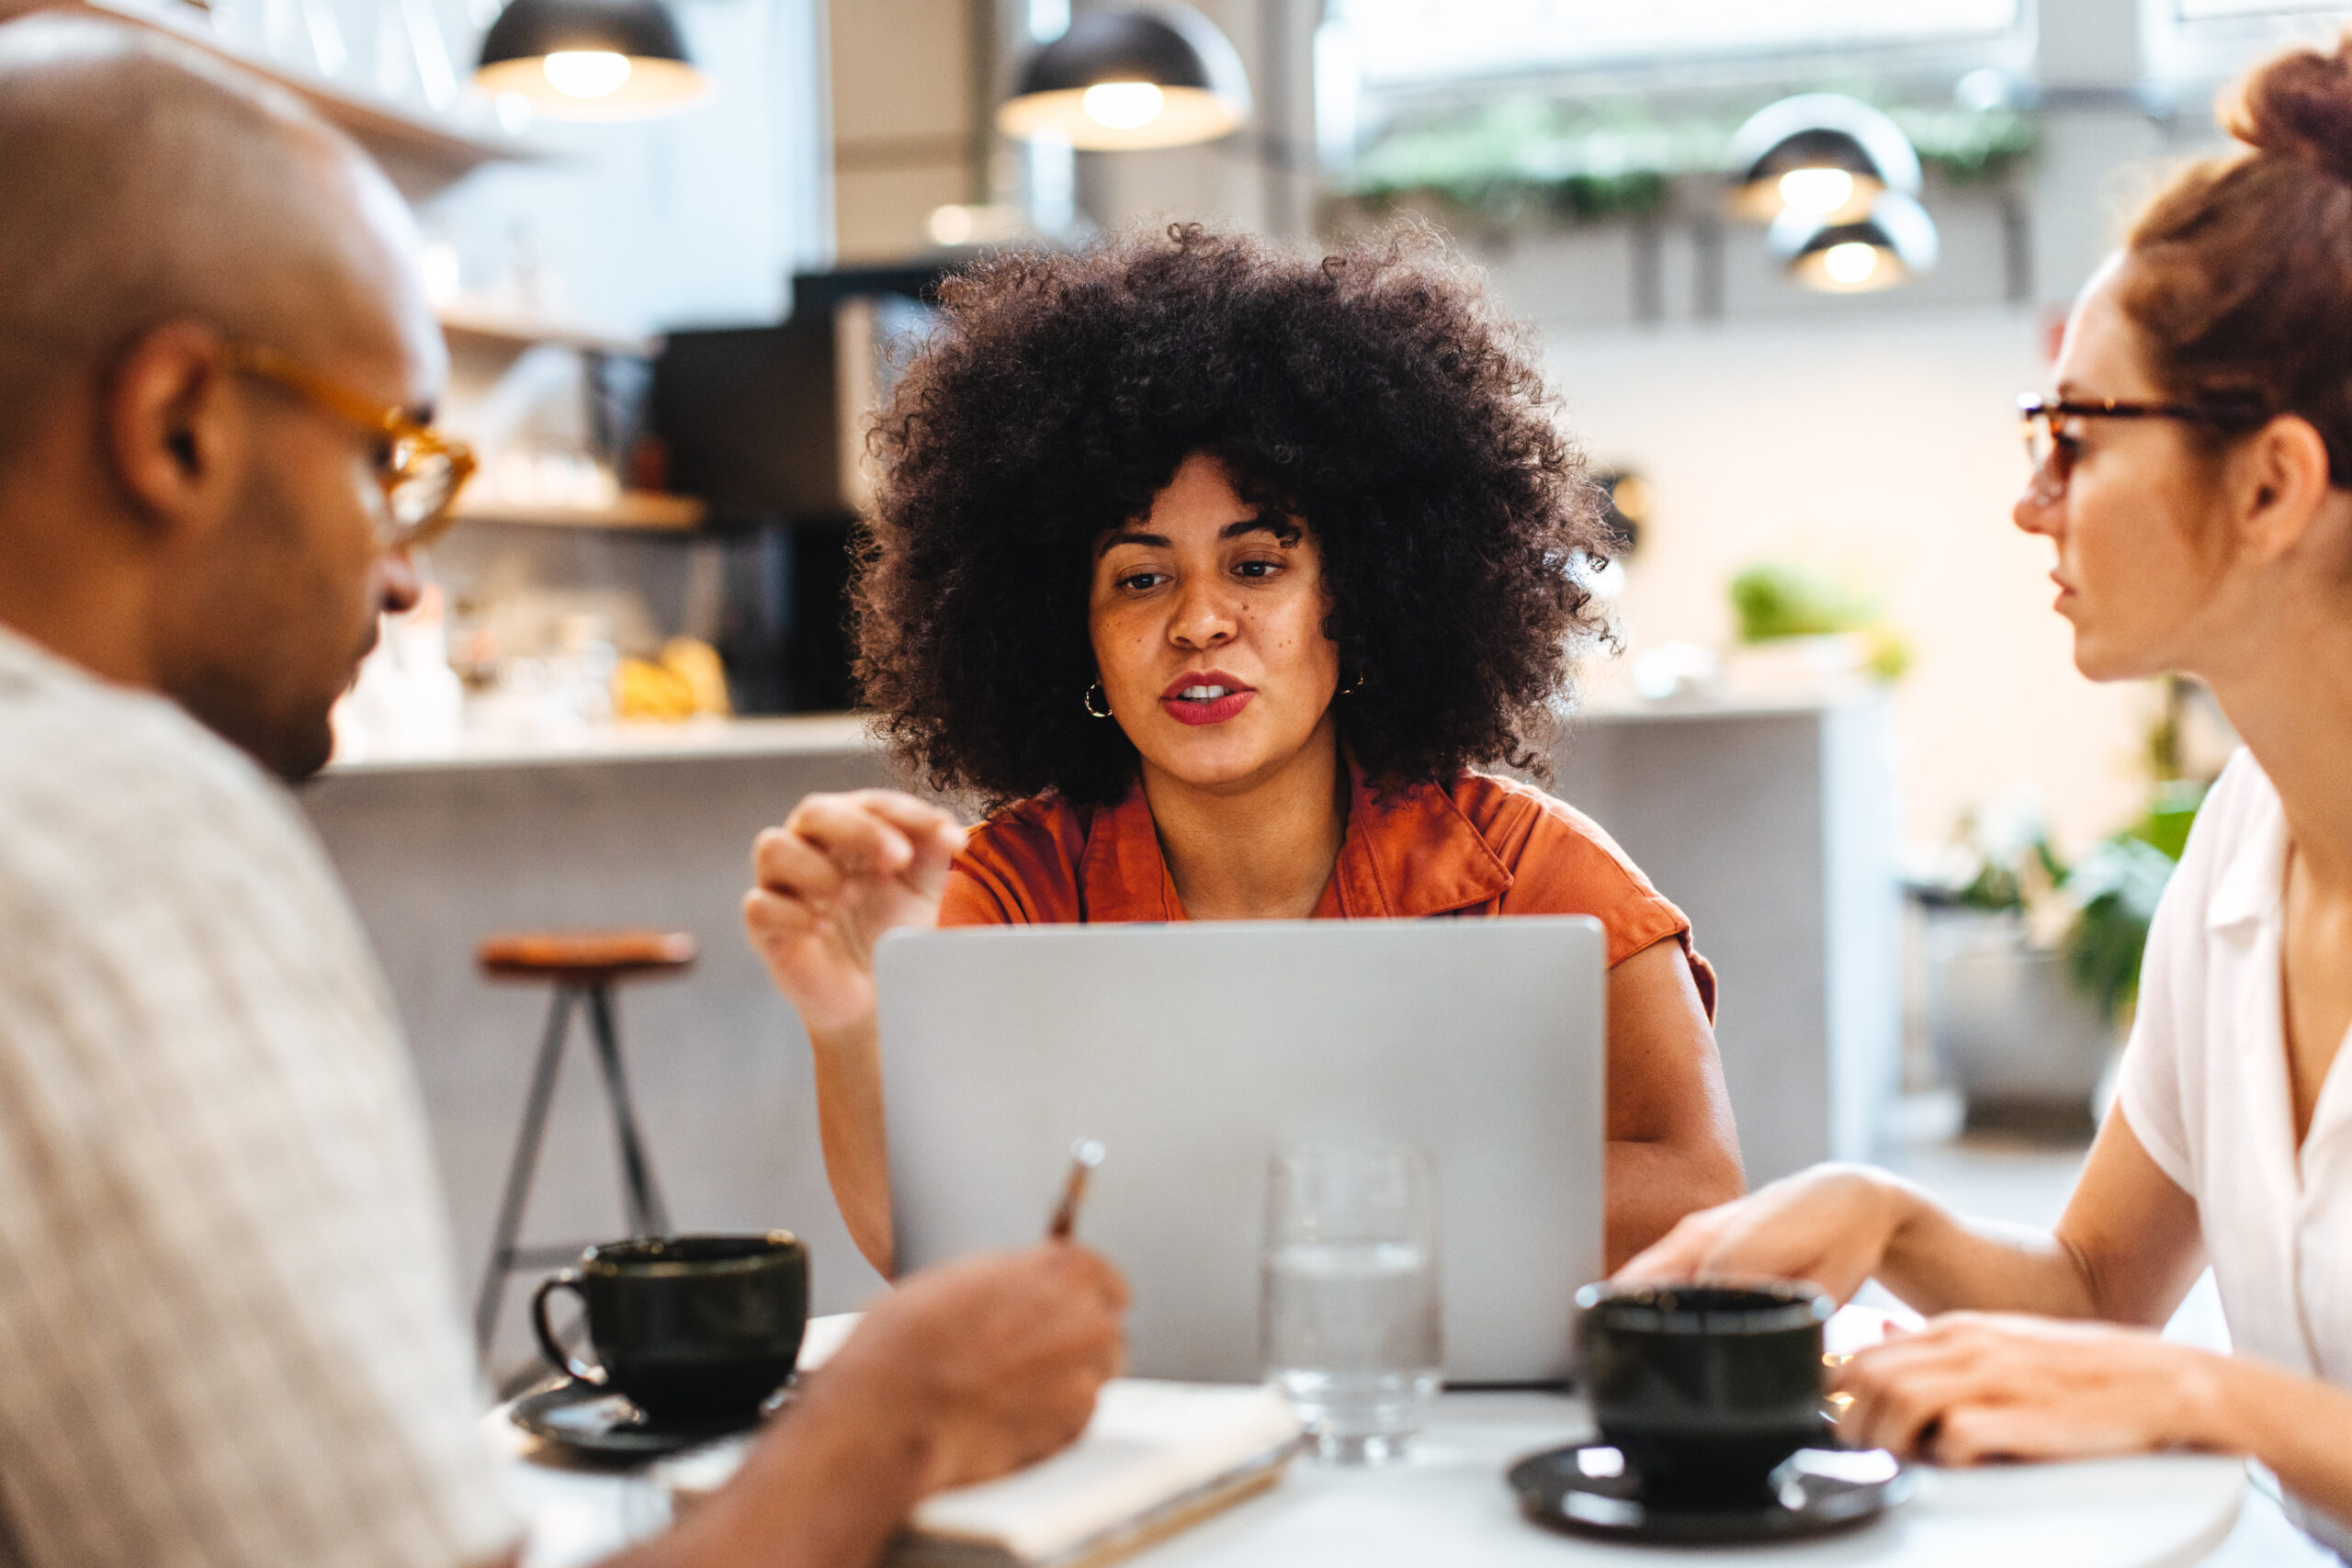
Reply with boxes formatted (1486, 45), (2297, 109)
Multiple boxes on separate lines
(854, 220), (1612, 810)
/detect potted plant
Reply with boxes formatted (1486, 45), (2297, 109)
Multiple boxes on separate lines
(1725, 561), (1911, 688)
(2059, 780), (2204, 1030)
(1913, 780), (2204, 1135)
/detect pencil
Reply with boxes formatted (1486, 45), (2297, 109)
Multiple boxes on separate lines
(1047, 1137), (1106, 1240)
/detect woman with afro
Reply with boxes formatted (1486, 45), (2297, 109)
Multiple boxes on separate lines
(745, 223), (1744, 1274)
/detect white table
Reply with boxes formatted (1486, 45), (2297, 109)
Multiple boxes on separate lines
(498, 1389), (2245, 1568)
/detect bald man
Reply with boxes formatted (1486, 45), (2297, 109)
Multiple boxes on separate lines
(0, 17), (1123, 1568)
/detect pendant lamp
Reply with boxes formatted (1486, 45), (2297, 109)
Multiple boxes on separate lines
(475, 0), (711, 119)
(1768, 189), (1940, 294)
(999, 5), (1250, 152)
(1726, 93), (1920, 225)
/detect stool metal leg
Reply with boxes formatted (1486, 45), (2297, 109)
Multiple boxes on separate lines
(583, 980), (671, 1237)
(473, 984), (575, 1359)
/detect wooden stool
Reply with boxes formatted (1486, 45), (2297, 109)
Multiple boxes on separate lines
(471, 928), (697, 1358)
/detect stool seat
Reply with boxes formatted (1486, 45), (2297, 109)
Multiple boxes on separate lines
(471, 926), (689, 1363)
(478, 929), (697, 980)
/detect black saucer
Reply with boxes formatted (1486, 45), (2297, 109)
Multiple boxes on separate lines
(1507, 1440), (1912, 1545)
(510, 1380), (775, 1459)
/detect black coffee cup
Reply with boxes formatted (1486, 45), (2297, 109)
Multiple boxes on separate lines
(532, 1233), (809, 1420)
(1576, 1279), (1832, 1501)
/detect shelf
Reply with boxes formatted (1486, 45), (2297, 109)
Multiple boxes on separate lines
(0, 0), (545, 200)
(437, 304), (659, 358)
(451, 491), (707, 531)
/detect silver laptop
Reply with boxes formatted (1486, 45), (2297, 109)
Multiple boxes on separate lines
(876, 918), (1605, 1384)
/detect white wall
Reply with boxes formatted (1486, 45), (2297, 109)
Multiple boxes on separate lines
(830, 0), (978, 262)
(1516, 295), (2159, 858)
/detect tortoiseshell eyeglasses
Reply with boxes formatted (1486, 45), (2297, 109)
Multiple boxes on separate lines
(2018, 392), (2267, 500)
(226, 340), (475, 549)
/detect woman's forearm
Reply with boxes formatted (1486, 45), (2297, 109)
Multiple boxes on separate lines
(808, 1013), (895, 1276)
(2199, 1353), (2352, 1533)
(1871, 1185), (2106, 1319)
(1873, 1109), (2201, 1327)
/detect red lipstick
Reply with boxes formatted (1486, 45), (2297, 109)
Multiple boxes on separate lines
(1159, 670), (1255, 727)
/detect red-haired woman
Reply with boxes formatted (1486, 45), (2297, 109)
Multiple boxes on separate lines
(1622, 35), (2352, 1550)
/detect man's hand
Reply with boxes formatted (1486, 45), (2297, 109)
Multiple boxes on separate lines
(616, 1247), (1127, 1568)
(743, 790), (965, 1034)
(1613, 1163), (1917, 1304)
(803, 1245), (1130, 1495)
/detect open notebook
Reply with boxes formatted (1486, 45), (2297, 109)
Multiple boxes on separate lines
(662, 1349), (1301, 1568)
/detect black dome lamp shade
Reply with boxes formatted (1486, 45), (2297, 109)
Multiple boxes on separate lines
(998, 5), (1250, 152)
(1727, 93), (1921, 224)
(474, 0), (711, 119)
(1769, 188), (1939, 293)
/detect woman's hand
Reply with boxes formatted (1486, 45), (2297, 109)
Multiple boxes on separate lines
(1613, 1163), (1921, 1303)
(1834, 1312), (2227, 1464)
(744, 790), (966, 1035)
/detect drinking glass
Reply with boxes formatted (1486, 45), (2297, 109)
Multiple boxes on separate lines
(1261, 1140), (1442, 1464)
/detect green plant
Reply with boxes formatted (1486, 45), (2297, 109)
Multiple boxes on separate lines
(1334, 96), (2039, 232)
(1955, 838), (2065, 914)
(1885, 106), (2040, 185)
(1862, 625), (1913, 682)
(1341, 99), (1702, 226)
(1728, 562), (1876, 642)
(2060, 780), (2208, 1023)
(1917, 789), (2064, 914)
(1725, 561), (1913, 682)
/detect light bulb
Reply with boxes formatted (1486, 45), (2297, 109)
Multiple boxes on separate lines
(928, 205), (977, 245)
(543, 51), (632, 99)
(1823, 242), (1881, 286)
(1081, 81), (1164, 130)
(1778, 167), (1855, 216)
(419, 242), (460, 306)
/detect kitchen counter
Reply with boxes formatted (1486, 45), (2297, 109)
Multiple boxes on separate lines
(324, 713), (875, 774)
(321, 694), (1871, 775)
(300, 694), (1897, 1374)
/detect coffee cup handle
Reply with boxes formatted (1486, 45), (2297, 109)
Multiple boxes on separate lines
(530, 1272), (605, 1385)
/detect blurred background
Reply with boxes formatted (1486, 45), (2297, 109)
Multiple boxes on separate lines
(59, 0), (2300, 849)
(33, 0), (2336, 1441)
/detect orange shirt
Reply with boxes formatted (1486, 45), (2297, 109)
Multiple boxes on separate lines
(941, 764), (1716, 1020)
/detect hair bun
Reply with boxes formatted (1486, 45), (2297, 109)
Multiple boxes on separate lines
(2226, 35), (2352, 185)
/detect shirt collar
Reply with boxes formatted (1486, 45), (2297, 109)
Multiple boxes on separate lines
(1078, 757), (1514, 921)
(0, 619), (70, 692)
(2208, 774), (2289, 933)
(1076, 775), (1182, 921)
(0, 620), (132, 716)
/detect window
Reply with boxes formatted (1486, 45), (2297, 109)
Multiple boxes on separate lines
(2176, 0), (2349, 17)
(1329, 0), (2022, 87)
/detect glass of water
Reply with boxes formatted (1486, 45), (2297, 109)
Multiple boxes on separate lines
(1261, 1140), (1442, 1465)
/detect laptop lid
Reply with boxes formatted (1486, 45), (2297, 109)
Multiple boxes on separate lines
(877, 917), (1605, 1383)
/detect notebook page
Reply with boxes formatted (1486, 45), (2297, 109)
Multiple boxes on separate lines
(910, 1382), (1301, 1562)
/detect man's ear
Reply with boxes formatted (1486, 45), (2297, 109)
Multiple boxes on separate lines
(102, 321), (246, 541)
(2233, 413), (2335, 565)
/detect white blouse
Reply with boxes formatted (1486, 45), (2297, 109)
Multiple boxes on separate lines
(2118, 748), (2352, 1551)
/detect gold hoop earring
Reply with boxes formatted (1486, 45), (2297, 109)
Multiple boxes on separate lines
(1083, 682), (1114, 719)
(1341, 671), (1366, 695)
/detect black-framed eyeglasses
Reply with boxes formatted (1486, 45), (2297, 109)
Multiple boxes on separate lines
(2017, 392), (2268, 499)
